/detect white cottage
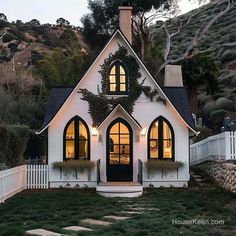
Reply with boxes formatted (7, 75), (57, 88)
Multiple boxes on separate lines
(37, 4), (197, 197)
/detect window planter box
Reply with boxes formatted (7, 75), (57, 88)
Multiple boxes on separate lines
(52, 160), (95, 180)
(145, 160), (184, 179)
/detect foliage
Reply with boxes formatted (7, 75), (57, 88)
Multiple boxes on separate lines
(81, 0), (171, 49)
(0, 124), (30, 168)
(56, 17), (70, 27)
(193, 126), (214, 142)
(81, 46), (162, 126)
(27, 19), (41, 25)
(81, 46), (143, 126)
(145, 159), (184, 173)
(0, 64), (44, 128)
(59, 29), (81, 55)
(37, 50), (88, 88)
(2, 33), (17, 43)
(181, 53), (219, 114)
(52, 160), (95, 173)
(0, 13), (7, 22)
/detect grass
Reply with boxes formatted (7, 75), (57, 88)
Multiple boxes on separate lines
(0, 186), (235, 236)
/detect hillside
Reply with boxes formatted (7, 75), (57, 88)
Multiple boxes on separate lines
(0, 22), (89, 66)
(151, 0), (236, 127)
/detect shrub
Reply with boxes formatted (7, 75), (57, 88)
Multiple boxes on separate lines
(0, 124), (31, 167)
(193, 126), (214, 142)
(2, 33), (17, 43)
(215, 97), (235, 111)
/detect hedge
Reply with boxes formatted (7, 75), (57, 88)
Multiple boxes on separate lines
(0, 124), (30, 168)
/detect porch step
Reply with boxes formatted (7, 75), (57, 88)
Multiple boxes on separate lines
(96, 182), (143, 198)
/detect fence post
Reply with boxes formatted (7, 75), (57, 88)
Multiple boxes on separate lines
(225, 132), (231, 160)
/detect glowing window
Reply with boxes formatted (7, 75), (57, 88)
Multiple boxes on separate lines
(148, 117), (174, 160)
(64, 117), (90, 160)
(108, 61), (128, 94)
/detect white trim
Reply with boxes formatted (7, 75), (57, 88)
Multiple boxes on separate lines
(37, 30), (196, 135)
(97, 104), (142, 130)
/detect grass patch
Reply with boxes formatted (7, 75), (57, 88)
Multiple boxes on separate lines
(0, 188), (235, 235)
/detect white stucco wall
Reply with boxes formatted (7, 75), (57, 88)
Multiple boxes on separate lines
(47, 33), (190, 188)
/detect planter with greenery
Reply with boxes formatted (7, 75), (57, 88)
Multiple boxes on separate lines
(52, 160), (95, 180)
(145, 159), (184, 178)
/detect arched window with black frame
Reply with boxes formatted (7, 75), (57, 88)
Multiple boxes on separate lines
(64, 116), (90, 160)
(108, 60), (128, 94)
(148, 116), (174, 160)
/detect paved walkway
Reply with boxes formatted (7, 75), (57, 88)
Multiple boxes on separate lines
(26, 200), (160, 235)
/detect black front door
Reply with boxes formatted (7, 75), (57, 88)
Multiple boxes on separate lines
(107, 118), (133, 181)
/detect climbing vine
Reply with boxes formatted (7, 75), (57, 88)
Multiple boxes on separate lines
(80, 45), (164, 126)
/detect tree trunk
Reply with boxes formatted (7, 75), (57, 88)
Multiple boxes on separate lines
(189, 86), (198, 115)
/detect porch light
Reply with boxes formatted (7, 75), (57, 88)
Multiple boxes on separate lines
(91, 127), (98, 136)
(140, 127), (147, 136)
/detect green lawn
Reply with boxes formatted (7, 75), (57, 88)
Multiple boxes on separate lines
(0, 186), (235, 236)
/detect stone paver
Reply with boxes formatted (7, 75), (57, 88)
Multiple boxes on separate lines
(121, 211), (143, 214)
(104, 215), (130, 220)
(63, 226), (93, 232)
(26, 229), (62, 236)
(81, 218), (112, 226)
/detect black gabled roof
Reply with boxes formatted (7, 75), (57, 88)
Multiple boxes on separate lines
(162, 87), (196, 131)
(42, 87), (74, 128)
(40, 86), (196, 133)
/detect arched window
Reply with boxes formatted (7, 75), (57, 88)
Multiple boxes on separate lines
(64, 116), (90, 160)
(108, 61), (128, 94)
(148, 116), (174, 160)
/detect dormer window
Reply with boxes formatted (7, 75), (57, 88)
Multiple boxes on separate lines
(108, 61), (128, 94)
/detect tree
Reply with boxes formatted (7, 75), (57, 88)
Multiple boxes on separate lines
(0, 63), (44, 127)
(81, 0), (173, 58)
(28, 19), (41, 25)
(37, 49), (89, 88)
(181, 53), (219, 114)
(154, 0), (233, 76)
(60, 29), (81, 56)
(56, 17), (70, 27)
(0, 13), (7, 22)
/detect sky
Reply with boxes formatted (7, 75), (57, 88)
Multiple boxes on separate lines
(0, 0), (203, 27)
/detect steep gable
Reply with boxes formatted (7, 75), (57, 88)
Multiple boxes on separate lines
(37, 30), (196, 134)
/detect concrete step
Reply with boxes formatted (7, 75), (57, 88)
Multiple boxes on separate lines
(96, 182), (143, 197)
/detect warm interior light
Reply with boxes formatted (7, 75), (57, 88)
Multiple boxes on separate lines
(140, 127), (147, 136)
(91, 127), (98, 136)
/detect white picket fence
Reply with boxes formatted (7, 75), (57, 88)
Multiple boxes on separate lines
(27, 165), (48, 189)
(0, 164), (48, 203)
(0, 165), (26, 203)
(190, 131), (236, 166)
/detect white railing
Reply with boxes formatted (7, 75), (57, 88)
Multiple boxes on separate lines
(190, 131), (236, 165)
(0, 165), (26, 203)
(27, 164), (49, 189)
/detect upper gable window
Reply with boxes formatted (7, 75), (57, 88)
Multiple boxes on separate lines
(108, 61), (128, 94)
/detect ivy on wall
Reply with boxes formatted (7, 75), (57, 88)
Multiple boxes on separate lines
(80, 45), (165, 126)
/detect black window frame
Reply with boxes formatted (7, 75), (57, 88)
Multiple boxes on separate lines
(107, 60), (128, 95)
(63, 116), (90, 161)
(147, 116), (175, 161)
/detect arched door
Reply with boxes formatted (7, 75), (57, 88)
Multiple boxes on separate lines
(106, 118), (133, 181)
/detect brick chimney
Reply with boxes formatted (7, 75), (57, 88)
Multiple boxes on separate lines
(164, 65), (183, 87)
(119, 2), (133, 44)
